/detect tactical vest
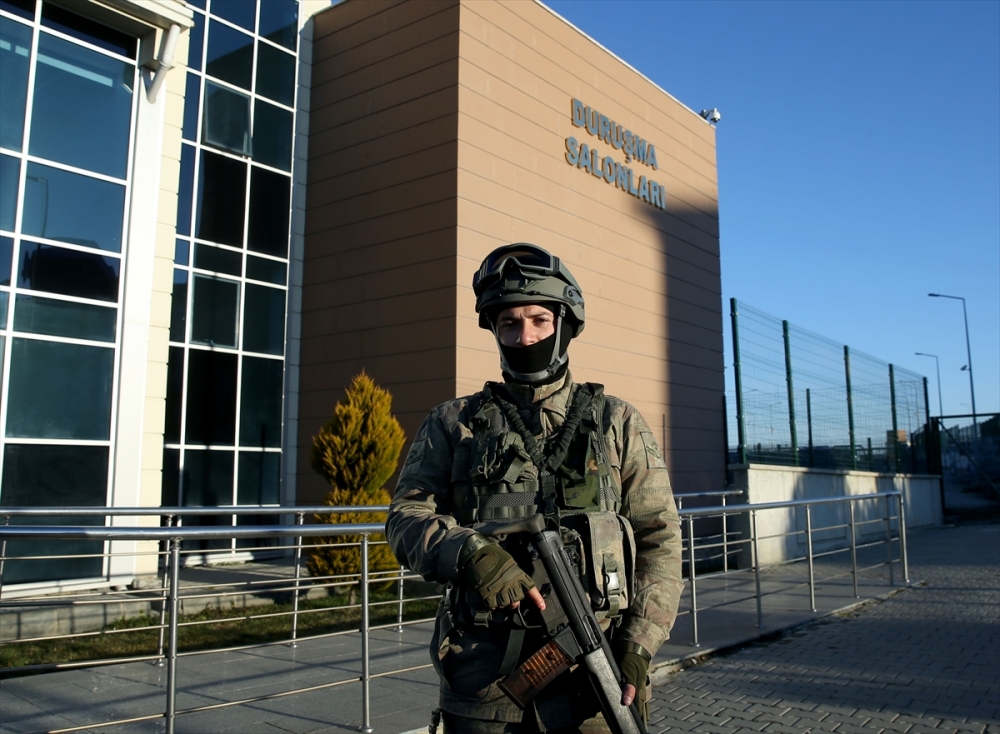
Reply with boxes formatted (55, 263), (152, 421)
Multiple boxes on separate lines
(452, 381), (636, 620)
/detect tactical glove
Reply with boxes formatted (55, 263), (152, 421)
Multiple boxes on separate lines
(616, 643), (652, 721)
(458, 534), (535, 610)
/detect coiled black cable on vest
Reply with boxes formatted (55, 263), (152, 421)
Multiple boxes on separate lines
(488, 382), (598, 517)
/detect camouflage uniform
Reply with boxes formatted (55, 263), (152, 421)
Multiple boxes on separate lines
(387, 371), (683, 730)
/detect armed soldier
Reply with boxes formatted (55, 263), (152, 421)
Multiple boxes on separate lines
(387, 244), (683, 733)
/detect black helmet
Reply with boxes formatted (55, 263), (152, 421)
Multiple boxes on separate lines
(473, 244), (585, 383)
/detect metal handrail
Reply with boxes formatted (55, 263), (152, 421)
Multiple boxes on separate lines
(0, 492), (909, 733)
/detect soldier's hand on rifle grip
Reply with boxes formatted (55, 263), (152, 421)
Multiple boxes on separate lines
(617, 646), (651, 718)
(459, 535), (546, 611)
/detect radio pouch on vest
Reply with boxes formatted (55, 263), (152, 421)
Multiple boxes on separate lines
(560, 511), (636, 618)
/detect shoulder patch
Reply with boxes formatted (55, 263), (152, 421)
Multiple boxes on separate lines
(640, 430), (666, 469)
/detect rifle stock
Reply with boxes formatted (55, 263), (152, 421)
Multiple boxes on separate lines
(480, 515), (646, 734)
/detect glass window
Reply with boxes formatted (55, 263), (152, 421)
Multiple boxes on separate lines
(0, 154), (18, 232)
(255, 43), (295, 107)
(246, 255), (286, 285)
(40, 3), (136, 58)
(0, 292), (7, 329)
(164, 346), (184, 443)
(205, 20), (253, 90)
(182, 449), (234, 505)
(187, 11), (204, 72)
(185, 348), (237, 445)
(211, 0), (256, 31)
(176, 144), (195, 237)
(252, 100), (292, 171)
(1, 235), (11, 285)
(161, 447), (180, 506)
(194, 242), (241, 275)
(239, 356), (282, 447)
(0, 0), (35, 21)
(190, 273), (238, 347)
(18, 241), (120, 302)
(202, 81), (251, 156)
(182, 72), (201, 141)
(242, 283), (284, 355)
(22, 162), (126, 252)
(196, 150), (246, 247)
(174, 238), (189, 266)
(237, 452), (280, 504)
(1, 444), (107, 584)
(190, 274), (236, 346)
(247, 166), (290, 256)
(259, 0), (297, 51)
(7, 338), (114, 439)
(0, 16), (32, 151)
(13, 293), (116, 341)
(169, 269), (187, 342)
(29, 33), (135, 179)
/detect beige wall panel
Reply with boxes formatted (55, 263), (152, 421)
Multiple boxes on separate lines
(302, 1), (463, 502)
(312, 29), (460, 110)
(309, 59), (459, 133)
(463, 3), (716, 168)
(454, 112), (719, 256)
(305, 232), (457, 283)
(307, 194), (454, 239)
(308, 143), (455, 206)
(309, 88), (458, 160)
(456, 33), (718, 219)
(306, 169), (456, 230)
(310, 115), (458, 184)
(301, 286), (455, 343)
(312, 0), (455, 66)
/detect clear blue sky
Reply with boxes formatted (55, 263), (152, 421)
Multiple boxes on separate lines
(546, 0), (1000, 418)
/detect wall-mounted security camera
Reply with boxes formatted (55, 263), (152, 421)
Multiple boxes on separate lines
(700, 108), (721, 124)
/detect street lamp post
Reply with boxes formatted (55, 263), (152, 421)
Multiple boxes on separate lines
(915, 352), (943, 416)
(928, 293), (977, 433)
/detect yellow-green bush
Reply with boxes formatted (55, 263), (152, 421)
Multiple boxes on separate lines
(308, 371), (406, 587)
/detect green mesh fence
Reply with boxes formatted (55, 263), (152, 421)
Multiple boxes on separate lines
(728, 299), (929, 472)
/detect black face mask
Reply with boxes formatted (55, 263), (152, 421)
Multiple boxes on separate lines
(496, 322), (574, 384)
(499, 332), (559, 374)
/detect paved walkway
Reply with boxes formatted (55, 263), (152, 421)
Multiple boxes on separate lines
(647, 523), (999, 734)
(0, 524), (996, 734)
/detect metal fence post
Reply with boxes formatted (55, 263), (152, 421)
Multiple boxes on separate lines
(848, 501), (859, 598)
(396, 565), (405, 632)
(731, 298), (748, 464)
(359, 534), (373, 734)
(783, 320), (799, 466)
(751, 510), (762, 628)
(805, 505), (816, 612)
(806, 388), (814, 467)
(156, 514), (175, 664)
(686, 515), (699, 647)
(721, 496), (729, 573)
(844, 346), (857, 470)
(889, 364), (900, 474)
(289, 512), (304, 647)
(165, 537), (181, 734)
(884, 495), (894, 586)
(898, 494), (910, 584)
(0, 515), (9, 604)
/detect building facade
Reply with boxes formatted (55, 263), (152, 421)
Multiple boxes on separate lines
(0, 0), (723, 592)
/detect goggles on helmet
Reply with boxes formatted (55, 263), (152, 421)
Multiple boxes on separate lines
(473, 244), (565, 296)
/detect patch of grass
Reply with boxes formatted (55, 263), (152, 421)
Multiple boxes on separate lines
(0, 590), (438, 675)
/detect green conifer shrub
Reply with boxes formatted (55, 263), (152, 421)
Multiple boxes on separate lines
(308, 371), (406, 592)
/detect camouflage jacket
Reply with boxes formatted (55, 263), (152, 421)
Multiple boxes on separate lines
(386, 372), (683, 722)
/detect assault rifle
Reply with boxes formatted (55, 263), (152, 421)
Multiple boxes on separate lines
(479, 514), (646, 734)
